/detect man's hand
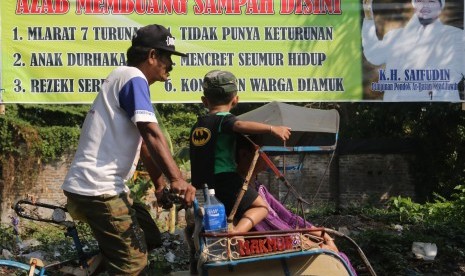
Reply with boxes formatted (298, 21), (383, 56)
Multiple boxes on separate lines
(363, 0), (374, 20)
(155, 189), (165, 203)
(170, 179), (196, 207)
(138, 122), (196, 206)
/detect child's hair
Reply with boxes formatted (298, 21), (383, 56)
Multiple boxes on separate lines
(202, 70), (238, 105)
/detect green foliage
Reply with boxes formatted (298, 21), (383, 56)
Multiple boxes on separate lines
(37, 126), (81, 161)
(0, 105), (84, 159)
(156, 103), (202, 152)
(154, 108), (174, 153)
(127, 175), (153, 204)
(16, 104), (89, 127)
(387, 185), (465, 226)
(0, 115), (42, 191)
(0, 224), (18, 252)
(388, 196), (424, 223)
(26, 222), (74, 256)
(0, 104), (85, 194)
(174, 146), (191, 180)
(358, 205), (402, 225)
(304, 202), (337, 218)
(0, 107), (41, 156)
(10, 221), (98, 266)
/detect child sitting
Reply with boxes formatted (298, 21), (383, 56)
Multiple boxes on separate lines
(189, 70), (291, 233)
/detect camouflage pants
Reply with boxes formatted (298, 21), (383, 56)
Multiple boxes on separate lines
(64, 191), (161, 275)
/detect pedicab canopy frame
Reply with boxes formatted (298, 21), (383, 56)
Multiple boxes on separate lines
(235, 101), (340, 210)
(231, 101), (340, 217)
(237, 101), (340, 153)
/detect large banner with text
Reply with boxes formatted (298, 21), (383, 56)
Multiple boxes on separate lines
(0, 0), (464, 103)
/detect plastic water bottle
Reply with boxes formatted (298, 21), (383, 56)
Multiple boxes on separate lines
(203, 185), (227, 260)
(203, 188), (227, 231)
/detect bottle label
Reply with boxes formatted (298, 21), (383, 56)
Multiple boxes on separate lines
(204, 204), (226, 231)
(207, 208), (220, 217)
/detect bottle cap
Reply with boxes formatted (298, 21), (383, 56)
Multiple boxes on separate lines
(208, 189), (215, 195)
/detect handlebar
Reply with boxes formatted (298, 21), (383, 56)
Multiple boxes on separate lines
(14, 199), (73, 226)
(157, 188), (187, 210)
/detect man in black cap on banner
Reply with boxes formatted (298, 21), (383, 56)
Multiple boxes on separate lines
(62, 24), (195, 275)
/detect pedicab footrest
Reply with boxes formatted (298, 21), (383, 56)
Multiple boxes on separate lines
(201, 228), (325, 262)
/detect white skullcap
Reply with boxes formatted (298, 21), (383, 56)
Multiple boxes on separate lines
(412, 0), (445, 9)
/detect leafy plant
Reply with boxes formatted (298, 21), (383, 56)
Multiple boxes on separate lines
(0, 104), (84, 201)
(0, 224), (18, 253)
(127, 173), (153, 204)
(387, 186), (465, 227)
(450, 185), (465, 224)
(388, 196), (424, 223)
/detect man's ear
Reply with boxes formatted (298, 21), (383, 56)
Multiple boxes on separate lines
(149, 49), (156, 62)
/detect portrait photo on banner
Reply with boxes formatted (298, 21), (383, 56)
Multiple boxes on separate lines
(361, 0), (465, 102)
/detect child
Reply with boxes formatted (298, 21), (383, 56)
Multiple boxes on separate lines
(235, 135), (359, 275)
(189, 70), (291, 233)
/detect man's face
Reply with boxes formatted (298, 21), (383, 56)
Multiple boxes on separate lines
(414, 0), (441, 20)
(152, 49), (173, 82)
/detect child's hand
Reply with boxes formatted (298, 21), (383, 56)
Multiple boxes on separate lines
(270, 126), (291, 141)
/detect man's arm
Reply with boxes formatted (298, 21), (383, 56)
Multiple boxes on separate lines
(137, 121), (195, 205)
(361, 0), (388, 66)
(140, 141), (166, 201)
(363, 0), (373, 20)
(233, 120), (291, 141)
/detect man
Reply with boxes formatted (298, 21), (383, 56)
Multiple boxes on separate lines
(362, 0), (465, 101)
(61, 24), (195, 275)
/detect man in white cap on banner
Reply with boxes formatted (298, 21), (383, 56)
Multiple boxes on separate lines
(362, 0), (465, 101)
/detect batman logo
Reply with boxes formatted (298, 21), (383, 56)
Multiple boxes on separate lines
(192, 127), (211, 146)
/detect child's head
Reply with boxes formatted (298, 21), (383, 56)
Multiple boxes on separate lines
(202, 70), (238, 105)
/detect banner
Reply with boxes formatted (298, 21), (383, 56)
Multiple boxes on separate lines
(0, 0), (463, 103)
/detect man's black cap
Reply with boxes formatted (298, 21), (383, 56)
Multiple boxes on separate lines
(132, 24), (187, 57)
